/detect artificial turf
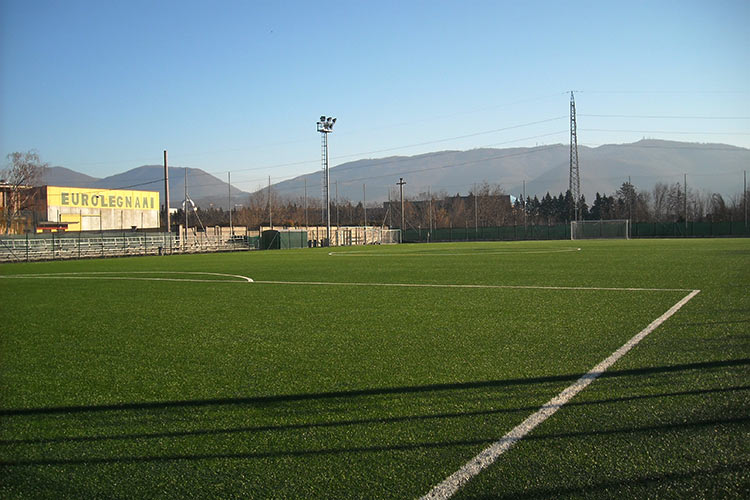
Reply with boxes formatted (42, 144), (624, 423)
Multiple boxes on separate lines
(0, 239), (748, 498)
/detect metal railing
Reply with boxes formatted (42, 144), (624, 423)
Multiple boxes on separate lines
(0, 232), (255, 263)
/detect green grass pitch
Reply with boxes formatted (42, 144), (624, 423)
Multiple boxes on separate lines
(0, 239), (748, 499)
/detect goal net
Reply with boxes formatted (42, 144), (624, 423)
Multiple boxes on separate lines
(571, 220), (630, 240)
(379, 229), (401, 244)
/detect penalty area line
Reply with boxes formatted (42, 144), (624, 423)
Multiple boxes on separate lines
(419, 288), (701, 500)
(251, 280), (691, 293)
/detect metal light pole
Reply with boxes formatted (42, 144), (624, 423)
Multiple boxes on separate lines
(268, 176), (272, 230)
(398, 177), (406, 231)
(184, 168), (188, 237)
(317, 116), (336, 246)
(163, 150), (170, 233)
(228, 171), (232, 236)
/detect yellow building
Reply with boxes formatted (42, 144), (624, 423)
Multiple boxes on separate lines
(45, 186), (160, 232)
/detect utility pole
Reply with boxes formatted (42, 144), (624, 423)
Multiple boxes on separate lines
(569, 91), (581, 221)
(628, 175), (632, 224)
(228, 171), (232, 236)
(268, 176), (272, 230)
(363, 184), (367, 244)
(428, 186), (433, 237)
(474, 183), (478, 233)
(523, 179), (527, 230)
(184, 168), (188, 245)
(304, 177), (308, 229)
(398, 178), (406, 231)
(163, 150), (170, 233)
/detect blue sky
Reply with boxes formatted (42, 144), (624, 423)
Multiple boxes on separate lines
(1, 0), (748, 194)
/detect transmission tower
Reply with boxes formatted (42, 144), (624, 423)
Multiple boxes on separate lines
(569, 91), (581, 221)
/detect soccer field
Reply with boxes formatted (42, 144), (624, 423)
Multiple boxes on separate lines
(1, 239), (748, 499)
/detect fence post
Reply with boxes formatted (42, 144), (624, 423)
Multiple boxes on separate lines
(26, 233), (29, 262)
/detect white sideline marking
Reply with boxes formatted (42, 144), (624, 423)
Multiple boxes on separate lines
(0, 271), (253, 283)
(252, 280), (692, 293)
(419, 289), (701, 500)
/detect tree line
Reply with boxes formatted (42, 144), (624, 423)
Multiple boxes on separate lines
(3, 150), (748, 233)
(180, 180), (749, 231)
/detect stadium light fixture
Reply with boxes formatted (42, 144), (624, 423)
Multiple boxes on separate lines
(317, 116), (337, 245)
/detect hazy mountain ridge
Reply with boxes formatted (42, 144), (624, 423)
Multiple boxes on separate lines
(42, 140), (749, 208)
(41, 165), (250, 209)
(271, 139), (749, 203)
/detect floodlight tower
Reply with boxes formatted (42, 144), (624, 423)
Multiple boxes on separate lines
(317, 116), (336, 246)
(569, 91), (581, 221)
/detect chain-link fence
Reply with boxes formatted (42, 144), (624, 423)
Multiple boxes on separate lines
(403, 221), (750, 243)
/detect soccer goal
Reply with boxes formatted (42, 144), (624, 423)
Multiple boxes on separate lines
(571, 219), (630, 240)
(379, 228), (402, 244)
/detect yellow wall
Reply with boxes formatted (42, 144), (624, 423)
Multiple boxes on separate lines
(46, 186), (159, 211)
(46, 186), (160, 231)
(60, 213), (81, 229)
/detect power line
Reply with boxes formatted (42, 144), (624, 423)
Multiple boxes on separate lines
(577, 89), (750, 94)
(327, 116), (567, 162)
(581, 114), (750, 120)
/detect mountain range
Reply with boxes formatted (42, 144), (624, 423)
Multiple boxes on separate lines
(41, 165), (249, 209)
(273, 140), (750, 203)
(40, 140), (750, 208)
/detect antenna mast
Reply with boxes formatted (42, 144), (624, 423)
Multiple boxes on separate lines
(569, 91), (581, 221)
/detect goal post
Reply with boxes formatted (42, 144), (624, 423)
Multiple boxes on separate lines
(571, 219), (630, 240)
(379, 228), (401, 244)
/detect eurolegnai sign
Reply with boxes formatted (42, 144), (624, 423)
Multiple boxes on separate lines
(47, 186), (159, 211)
(45, 186), (160, 231)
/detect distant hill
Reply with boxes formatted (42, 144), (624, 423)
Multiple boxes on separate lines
(269, 140), (750, 203)
(43, 140), (749, 208)
(41, 165), (250, 209)
(41, 166), (99, 187)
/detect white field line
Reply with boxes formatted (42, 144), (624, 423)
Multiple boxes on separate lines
(251, 280), (692, 293)
(1, 273), (691, 293)
(419, 288), (701, 500)
(0, 272), (692, 292)
(0, 271), (254, 283)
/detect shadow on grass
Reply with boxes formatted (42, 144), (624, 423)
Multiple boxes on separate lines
(2, 358), (747, 417)
(3, 385), (747, 447)
(1, 415), (747, 467)
(474, 460), (750, 500)
(677, 319), (750, 327)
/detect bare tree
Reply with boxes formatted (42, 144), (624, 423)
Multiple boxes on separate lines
(2, 151), (46, 234)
